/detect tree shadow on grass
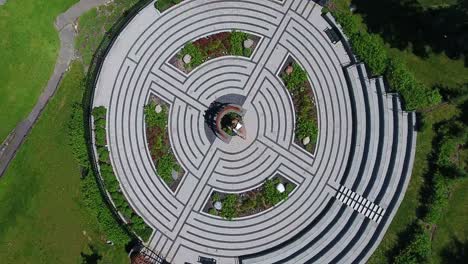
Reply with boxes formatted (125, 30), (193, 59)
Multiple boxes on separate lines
(440, 237), (468, 263)
(80, 245), (102, 264)
(352, 0), (468, 65)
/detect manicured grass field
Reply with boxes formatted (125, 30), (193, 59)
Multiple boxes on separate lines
(0, 62), (128, 263)
(0, 0), (77, 142)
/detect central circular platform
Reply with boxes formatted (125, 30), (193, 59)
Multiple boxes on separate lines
(91, 1), (418, 263)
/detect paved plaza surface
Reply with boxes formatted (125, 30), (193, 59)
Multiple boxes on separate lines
(92, 0), (417, 263)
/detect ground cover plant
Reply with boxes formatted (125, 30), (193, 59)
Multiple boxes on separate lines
(280, 60), (318, 153)
(155, 0), (182, 12)
(0, 62), (128, 263)
(0, 0), (77, 143)
(93, 106), (153, 241)
(206, 177), (295, 220)
(171, 31), (258, 73)
(144, 97), (183, 190)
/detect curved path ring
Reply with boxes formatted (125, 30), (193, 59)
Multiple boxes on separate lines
(92, 1), (417, 263)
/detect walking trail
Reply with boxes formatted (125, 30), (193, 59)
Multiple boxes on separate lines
(0, 0), (108, 177)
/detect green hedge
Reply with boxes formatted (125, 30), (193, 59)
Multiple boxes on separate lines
(329, 3), (441, 111)
(394, 224), (432, 264)
(93, 107), (153, 241)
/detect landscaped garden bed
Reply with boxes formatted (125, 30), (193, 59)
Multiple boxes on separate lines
(170, 30), (260, 73)
(144, 95), (184, 191)
(154, 0), (182, 12)
(92, 106), (153, 241)
(204, 176), (296, 220)
(280, 58), (318, 153)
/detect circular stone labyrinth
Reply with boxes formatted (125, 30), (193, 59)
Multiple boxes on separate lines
(92, 1), (417, 263)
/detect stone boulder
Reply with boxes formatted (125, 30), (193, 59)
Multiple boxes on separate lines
(243, 39), (254, 49)
(183, 54), (192, 64)
(155, 104), (162, 113)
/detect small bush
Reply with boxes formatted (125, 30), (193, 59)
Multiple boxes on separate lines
(350, 32), (387, 75)
(68, 103), (88, 167)
(220, 194), (238, 220)
(92, 106), (106, 120)
(386, 59), (442, 110)
(211, 192), (220, 202)
(296, 116), (318, 142)
(157, 154), (178, 185)
(263, 178), (288, 206)
(181, 42), (204, 68)
(208, 208), (218, 216)
(282, 62), (308, 91)
(230, 30), (247, 56)
(144, 102), (168, 129)
(155, 0), (181, 12)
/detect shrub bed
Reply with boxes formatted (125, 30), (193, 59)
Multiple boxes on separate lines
(205, 177), (295, 220)
(92, 106), (153, 241)
(170, 31), (259, 73)
(144, 96), (184, 191)
(280, 59), (318, 153)
(154, 0), (182, 12)
(327, 2), (441, 111)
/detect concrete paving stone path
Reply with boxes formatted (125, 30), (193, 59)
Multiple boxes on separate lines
(92, 0), (417, 263)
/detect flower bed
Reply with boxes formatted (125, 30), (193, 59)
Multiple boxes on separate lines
(280, 58), (318, 153)
(170, 30), (259, 73)
(204, 176), (295, 220)
(144, 96), (184, 191)
(92, 106), (153, 241)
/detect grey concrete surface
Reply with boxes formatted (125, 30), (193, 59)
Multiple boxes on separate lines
(91, 0), (418, 263)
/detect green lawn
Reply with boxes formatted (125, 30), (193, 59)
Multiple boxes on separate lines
(0, 0), (77, 142)
(387, 47), (468, 89)
(0, 62), (127, 263)
(76, 0), (139, 68)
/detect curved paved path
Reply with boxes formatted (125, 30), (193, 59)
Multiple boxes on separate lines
(0, 0), (107, 177)
(93, 1), (417, 263)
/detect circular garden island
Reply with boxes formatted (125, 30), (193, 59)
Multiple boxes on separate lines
(90, 0), (417, 263)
